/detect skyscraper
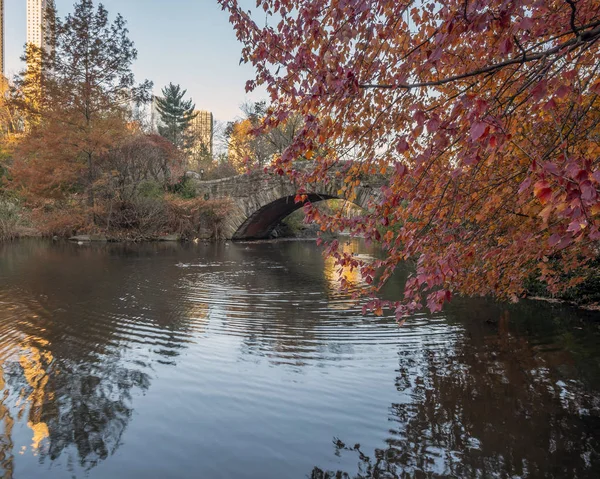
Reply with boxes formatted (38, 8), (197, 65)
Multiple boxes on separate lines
(189, 110), (214, 161)
(27, 0), (49, 49)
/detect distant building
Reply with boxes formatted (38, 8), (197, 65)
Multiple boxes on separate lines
(149, 95), (162, 133)
(0, 0), (4, 78)
(27, 0), (50, 50)
(188, 110), (214, 161)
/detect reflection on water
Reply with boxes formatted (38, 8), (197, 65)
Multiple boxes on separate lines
(0, 239), (599, 478)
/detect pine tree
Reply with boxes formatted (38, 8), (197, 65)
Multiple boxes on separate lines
(155, 83), (197, 150)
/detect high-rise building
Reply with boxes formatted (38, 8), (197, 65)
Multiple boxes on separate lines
(0, 0), (5, 78)
(27, 0), (49, 49)
(189, 110), (214, 158)
(149, 95), (161, 133)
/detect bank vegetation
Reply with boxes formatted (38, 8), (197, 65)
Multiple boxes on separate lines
(0, 0), (237, 242)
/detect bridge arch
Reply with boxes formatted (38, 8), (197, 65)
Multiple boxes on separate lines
(190, 168), (385, 240)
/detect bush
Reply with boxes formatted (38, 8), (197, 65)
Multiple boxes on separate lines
(165, 196), (232, 240)
(525, 257), (600, 306)
(0, 199), (27, 240)
(138, 180), (164, 199)
(170, 177), (197, 199)
(31, 203), (87, 237)
(102, 198), (169, 238)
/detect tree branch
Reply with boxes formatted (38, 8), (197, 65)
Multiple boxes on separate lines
(359, 22), (600, 90)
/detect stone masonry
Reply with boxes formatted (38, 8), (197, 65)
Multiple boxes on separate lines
(189, 165), (387, 240)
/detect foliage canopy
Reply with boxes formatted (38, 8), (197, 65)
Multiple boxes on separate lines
(219, 0), (600, 316)
(11, 0), (152, 208)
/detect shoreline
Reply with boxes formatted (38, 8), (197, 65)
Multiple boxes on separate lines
(2, 231), (324, 244)
(526, 295), (600, 312)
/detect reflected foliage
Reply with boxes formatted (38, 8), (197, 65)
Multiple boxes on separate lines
(311, 308), (600, 478)
(0, 240), (599, 478)
(0, 241), (202, 473)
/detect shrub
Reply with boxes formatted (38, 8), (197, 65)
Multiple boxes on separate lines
(101, 198), (169, 238)
(170, 177), (197, 199)
(0, 199), (28, 240)
(31, 203), (87, 237)
(165, 196), (232, 240)
(525, 257), (600, 306)
(138, 180), (164, 199)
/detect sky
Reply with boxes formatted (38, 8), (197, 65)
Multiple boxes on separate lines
(3, 0), (266, 123)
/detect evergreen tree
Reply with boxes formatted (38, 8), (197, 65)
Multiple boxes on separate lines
(155, 83), (197, 150)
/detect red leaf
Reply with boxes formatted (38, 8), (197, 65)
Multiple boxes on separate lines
(518, 17), (533, 30)
(470, 122), (487, 141)
(556, 236), (573, 250)
(555, 85), (570, 99)
(580, 181), (597, 202)
(534, 181), (552, 204)
(543, 99), (557, 111)
(396, 138), (409, 153)
(394, 162), (407, 176)
(429, 46), (442, 62)
(543, 162), (559, 175)
(414, 110), (426, 126)
(499, 37), (513, 54)
(575, 169), (589, 182)
(567, 220), (586, 234)
(548, 233), (561, 247)
(427, 117), (440, 133)
(518, 177), (531, 194)
(531, 81), (548, 101)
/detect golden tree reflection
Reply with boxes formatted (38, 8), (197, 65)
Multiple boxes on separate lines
(18, 339), (53, 456)
(0, 364), (15, 479)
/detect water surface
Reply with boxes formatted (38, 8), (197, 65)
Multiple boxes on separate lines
(0, 239), (599, 478)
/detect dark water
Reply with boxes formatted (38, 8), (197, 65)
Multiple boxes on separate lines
(0, 240), (599, 478)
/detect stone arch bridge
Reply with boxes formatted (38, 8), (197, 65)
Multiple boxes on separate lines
(189, 166), (387, 240)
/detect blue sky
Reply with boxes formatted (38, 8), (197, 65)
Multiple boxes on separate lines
(4, 0), (265, 122)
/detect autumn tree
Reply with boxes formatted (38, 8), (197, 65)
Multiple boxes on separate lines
(100, 133), (183, 201)
(155, 83), (197, 151)
(226, 101), (302, 171)
(11, 0), (151, 209)
(226, 117), (256, 171)
(219, 0), (600, 316)
(0, 79), (22, 148)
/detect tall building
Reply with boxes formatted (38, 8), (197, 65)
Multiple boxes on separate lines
(27, 0), (49, 49)
(149, 95), (161, 133)
(189, 110), (214, 160)
(0, 0), (4, 78)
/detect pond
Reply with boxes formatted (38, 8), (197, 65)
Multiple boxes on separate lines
(0, 239), (599, 478)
